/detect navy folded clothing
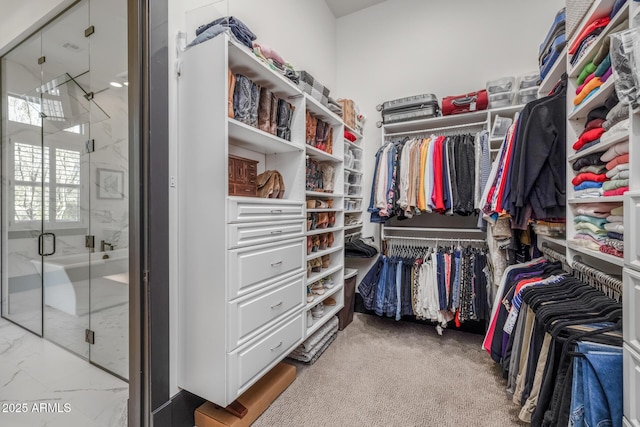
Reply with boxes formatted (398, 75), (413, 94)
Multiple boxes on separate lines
(540, 34), (566, 80)
(196, 16), (256, 49)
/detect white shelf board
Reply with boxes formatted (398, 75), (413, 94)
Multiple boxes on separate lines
(568, 132), (628, 162)
(228, 119), (304, 154)
(538, 46), (568, 97)
(306, 144), (342, 162)
(489, 104), (526, 116)
(306, 302), (344, 337)
(568, 196), (625, 203)
(344, 195), (363, 199)
(345, 193), (363, 198)
(306, 283), (344, 309)
(344, 166), (363, 174)
(307, 264), (343, 284)
(307, 208), (343, 213)
(227, 39), (301, 99)
(568, 241), (624, 267)
(307, 226), (343, 236)
(382, 110), (488, 133)
(568, 79), (616, 121)
(490, 136), (505, 143)
(305, 94), (343, 126)
(344, 223), (364, 232)
(306, 191), (341, 198)
(568, 3), (629, 79)
(307, 245), (343, 261)
(539, 235), (567, 248)
(345, 210), (363, 214)
(344, 124), (363, 140)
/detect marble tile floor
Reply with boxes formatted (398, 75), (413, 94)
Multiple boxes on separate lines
(0, 317), (128, 427)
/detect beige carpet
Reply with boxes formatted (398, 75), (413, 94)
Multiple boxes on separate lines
(254, 313), (523, 427)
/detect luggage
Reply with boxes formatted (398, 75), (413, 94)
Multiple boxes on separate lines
(375, 94), (439, 127)
(441, 90), (488, 116)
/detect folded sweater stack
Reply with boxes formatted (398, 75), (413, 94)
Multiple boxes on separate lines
(287, 316), (338, 364)
(571, 203), (623, 256)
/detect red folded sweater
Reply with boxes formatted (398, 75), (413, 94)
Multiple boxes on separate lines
(603, 186), (629, 196)
(571, 172), (607, 186)
(344, 131), (357, 142)
(573, 127), (605, 150)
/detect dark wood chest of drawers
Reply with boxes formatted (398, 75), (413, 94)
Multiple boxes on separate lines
(228, 155), (258, 197)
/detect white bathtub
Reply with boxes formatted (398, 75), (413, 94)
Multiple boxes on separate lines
(31, 249), (129, 316)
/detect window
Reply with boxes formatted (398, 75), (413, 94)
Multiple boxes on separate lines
(12, 142), (81, 225)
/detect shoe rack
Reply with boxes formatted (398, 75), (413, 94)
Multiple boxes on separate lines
(304, 95), (346, 338)
(343, 123), (365, 235)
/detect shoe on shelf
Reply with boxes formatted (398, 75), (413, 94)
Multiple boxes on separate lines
(307, 309), (314, 327)
(307, 261), (312, 278)
(307, 236), (313, 255)
(307, 286), (315, 303)
(310, 258), (322, 273)
(311, 302), (324, 319)
(312, 235), (320, 252)
(310, 282), (325, 296)
(322, 277), (335, 289)
(327, 211), (336, 228)
(327, 232), (334, 247)
(324, 296), (337, 306)
(319, 233), (328, 250)
(321, 254), (331, 269)
(307, 199), (316, 209)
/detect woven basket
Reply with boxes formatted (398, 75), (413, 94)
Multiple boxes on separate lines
(566, 0), (596, 41)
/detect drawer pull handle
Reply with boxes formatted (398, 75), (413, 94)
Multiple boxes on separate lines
(270, 301), (283, 309)
(270, 341), (283, 351)
(270, 230), (283, 234)
(270, 209), (282, 213)
(270, 261), (283, 267)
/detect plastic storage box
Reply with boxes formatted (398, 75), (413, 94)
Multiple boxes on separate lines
(488, 92), (514, 108)
(344, 152), (354, 169)
(518, 87), (539, 104)
(348, 173), (362, 185)
(353, 159), (362, 171)
(518, 72), (540, 89)
(344, 170), (350, 185)
(348, 184), (362, 196)
(344, 183), (351, 195)
(491, 115), (513, 138)
(351, 148), (362, 160)
(486, 77), (515, 95)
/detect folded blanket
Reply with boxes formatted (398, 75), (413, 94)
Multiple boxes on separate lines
(605, 153), (630, 170)
(603, 186), (628, 196)
(606, 215), (623, 223)
(574, 188), (603, 198)
(573, 215), (608, 228)
(610, 206), (623, 216)
(571, 237), (603, 251)
(572, 172), (607, 186)
(602, 179), (629, 191)
(575, 204), (615, 217)
(604, 222), (624, 233)
(575, 230), (607, 242)
(600, 141), (629, 162)
(575, 181), (603, 191)
(607, 231), (624, 240)
(606, 163), (629, 178)
(603, 238), (624, 252)
(600, 245), (623, 258)
(575, 221), (607, 234)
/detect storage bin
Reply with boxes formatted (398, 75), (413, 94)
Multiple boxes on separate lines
(344, 152), (354, 169)
(488, 92), (514, 109)
(518, 71), (540, 90)
(491, 115), (513, 138)
(353, 199), (362, 210)
(486, 77), (515, 95)
(518, 87), (539, 104)
(344, 183), (351, 195)
(346, 200), (356, 211)
(348, 173), (362, 185)
(339, 269), (358, 330)
(353, 159), (362, 171)
(348, 184), (362, 196)
(351, 148), (362, 160)
(344, 170), (350, 185)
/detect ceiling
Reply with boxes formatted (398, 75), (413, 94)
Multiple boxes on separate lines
(324, 0), (387, 18)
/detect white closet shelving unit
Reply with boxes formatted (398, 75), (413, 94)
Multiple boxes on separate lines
(304, 95), (345, 337)
(343, 124), (365, 234)
(176, 34), (343, 406)
(551, 2), (638, 425)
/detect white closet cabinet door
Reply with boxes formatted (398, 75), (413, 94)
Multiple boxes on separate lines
(228, 198), (305, 223)
(228, 238), (304, 299)
(228, 220), (305, 249)
(625, 193), (640, 273)
(227, 273), (304, 350)
(624, 344), (640, 426)
(227, 312), (303, 400)
(624, 268), (640, 354)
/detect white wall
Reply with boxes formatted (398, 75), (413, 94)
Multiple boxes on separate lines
(335, 0), (565, 248)
(0, 0), (75, 55)
(167, 0), (337, 397)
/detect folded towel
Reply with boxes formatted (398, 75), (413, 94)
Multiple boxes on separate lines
(573, 215), (608, 228)
(575, 222), (607, 234)
(574, 188), (603, 198)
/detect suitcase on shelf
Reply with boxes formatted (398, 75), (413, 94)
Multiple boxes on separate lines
(376, 94), (440, 128)
(441, 90), (488, 116)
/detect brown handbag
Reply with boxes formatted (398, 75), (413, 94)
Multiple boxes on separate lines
(256, 170), (275, 198)
(269, 96), (278, 135)
(258, 87), (272, 133)
(228, 69), (236, 118)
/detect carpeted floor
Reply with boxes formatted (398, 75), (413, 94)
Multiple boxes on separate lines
(253, 313), (523, 427)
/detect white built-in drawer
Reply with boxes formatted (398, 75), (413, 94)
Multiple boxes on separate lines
(624, 268), (640, 354)
(227, 312), (303, 400)
(624, 344), (640, 426)
(227, 273), (304, 350)
(228, 220), (305, 249)
(228, 198), (305, 223)
(625, 193), (640, 273)
(228, 238), (304, 299)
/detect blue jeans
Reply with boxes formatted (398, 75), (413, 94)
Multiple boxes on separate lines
(569, 341), (622, 427)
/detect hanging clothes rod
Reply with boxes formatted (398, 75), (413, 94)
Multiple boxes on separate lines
(382, 225), (485, 238)
(384, 235), (487, 244)
(384, 121), (487, 139)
